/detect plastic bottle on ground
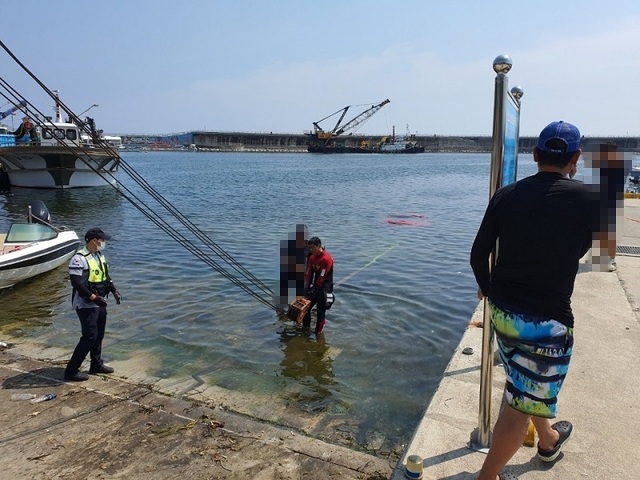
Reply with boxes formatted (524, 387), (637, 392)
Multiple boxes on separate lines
(11, 393), (37, 401)
(30, 393), (57, 404)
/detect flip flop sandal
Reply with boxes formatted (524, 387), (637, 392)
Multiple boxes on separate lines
(537, 420), (573, 462)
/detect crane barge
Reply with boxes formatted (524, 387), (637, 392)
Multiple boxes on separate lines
(307, 99), (390, 153)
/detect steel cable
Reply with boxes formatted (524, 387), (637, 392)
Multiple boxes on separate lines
(0, 41), (279, 311)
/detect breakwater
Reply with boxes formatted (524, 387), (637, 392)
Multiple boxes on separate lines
(121, 131), (640, 153)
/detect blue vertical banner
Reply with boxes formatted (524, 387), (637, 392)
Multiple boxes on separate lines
(501, 92), (521, 187)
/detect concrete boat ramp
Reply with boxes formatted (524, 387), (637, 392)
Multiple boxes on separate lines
(0, 348), (392, 479)
(1, 199), (639, 479)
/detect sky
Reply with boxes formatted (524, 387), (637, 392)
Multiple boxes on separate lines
(1, 1), (639, 137)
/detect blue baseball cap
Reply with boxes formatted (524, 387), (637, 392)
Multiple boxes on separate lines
(536, 121), (581, 154)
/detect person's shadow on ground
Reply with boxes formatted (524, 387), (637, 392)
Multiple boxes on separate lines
(2, 367), (66, 389)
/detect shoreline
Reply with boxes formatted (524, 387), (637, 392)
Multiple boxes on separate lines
(2, 198), (639, 479)
(0, 347), (392, 478)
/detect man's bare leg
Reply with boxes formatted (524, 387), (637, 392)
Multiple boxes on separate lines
(476, 405), (530, 480)
(531, 416), (561, 451)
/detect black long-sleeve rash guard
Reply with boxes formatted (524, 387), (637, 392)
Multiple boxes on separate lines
(470, 172), (596, 327)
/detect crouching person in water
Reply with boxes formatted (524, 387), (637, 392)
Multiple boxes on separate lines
(65, 228), (122, 381)
(303, 236), (334, 335)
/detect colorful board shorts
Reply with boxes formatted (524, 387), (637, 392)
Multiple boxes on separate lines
(489, 299), (574, 418)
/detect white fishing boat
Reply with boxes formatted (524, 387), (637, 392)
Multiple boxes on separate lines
(0, 94), (119, 189)
(0, 201), (80, 289)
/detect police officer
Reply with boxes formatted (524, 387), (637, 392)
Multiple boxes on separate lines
(64, 228), (121, 381)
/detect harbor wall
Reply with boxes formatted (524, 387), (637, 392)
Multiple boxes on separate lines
(121, 131), (640, 153)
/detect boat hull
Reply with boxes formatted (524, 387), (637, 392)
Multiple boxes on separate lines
(0, 231), (80, 289)
(308, 144), (375, 153)
(0, 147), (119, 188)
(379, 145), (425, 154)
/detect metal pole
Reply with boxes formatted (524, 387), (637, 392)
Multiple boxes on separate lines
(469, 54), (512, 452)
(78, 103), (99, 117)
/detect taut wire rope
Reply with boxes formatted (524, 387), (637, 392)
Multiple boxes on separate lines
(0, 40), (278, 311)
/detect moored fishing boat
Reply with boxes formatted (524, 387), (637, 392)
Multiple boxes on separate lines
(0, 200), (80, 290)
(0, 93), (119, 189)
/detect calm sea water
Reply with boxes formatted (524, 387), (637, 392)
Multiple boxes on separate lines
(0, 151), (539, 455)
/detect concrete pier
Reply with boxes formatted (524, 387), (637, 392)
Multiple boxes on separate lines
(393, 198), (640, 480)
(121, 131), (640, 154)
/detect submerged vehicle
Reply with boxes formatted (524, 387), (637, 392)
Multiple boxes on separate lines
(0, 200), (80, 289)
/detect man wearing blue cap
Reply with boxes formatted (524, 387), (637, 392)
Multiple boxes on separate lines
(64, 227), (122, 381)
(471, 121), (597, 480)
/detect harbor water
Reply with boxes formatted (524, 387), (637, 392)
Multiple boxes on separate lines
(0, 151), (539, 455)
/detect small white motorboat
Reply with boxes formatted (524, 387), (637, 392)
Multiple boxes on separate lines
(0, 201), (81, 290)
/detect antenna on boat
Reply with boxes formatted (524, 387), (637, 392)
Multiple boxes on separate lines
(53, 89), (62, 122)
(78, 103), (99, 117)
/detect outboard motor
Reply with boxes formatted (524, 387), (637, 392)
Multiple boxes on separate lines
(29, 200), (51, 225)
(0, 170), (10, 192)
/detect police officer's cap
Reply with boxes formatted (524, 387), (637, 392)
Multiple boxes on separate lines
(84, 227), (112, 243)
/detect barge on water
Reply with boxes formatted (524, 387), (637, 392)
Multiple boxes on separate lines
(307, 101), (424, 154)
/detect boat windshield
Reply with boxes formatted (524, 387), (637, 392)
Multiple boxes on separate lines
(5, 223), (58, 243)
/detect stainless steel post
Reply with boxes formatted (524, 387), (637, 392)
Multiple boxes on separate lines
(469, 54), (512, 452)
